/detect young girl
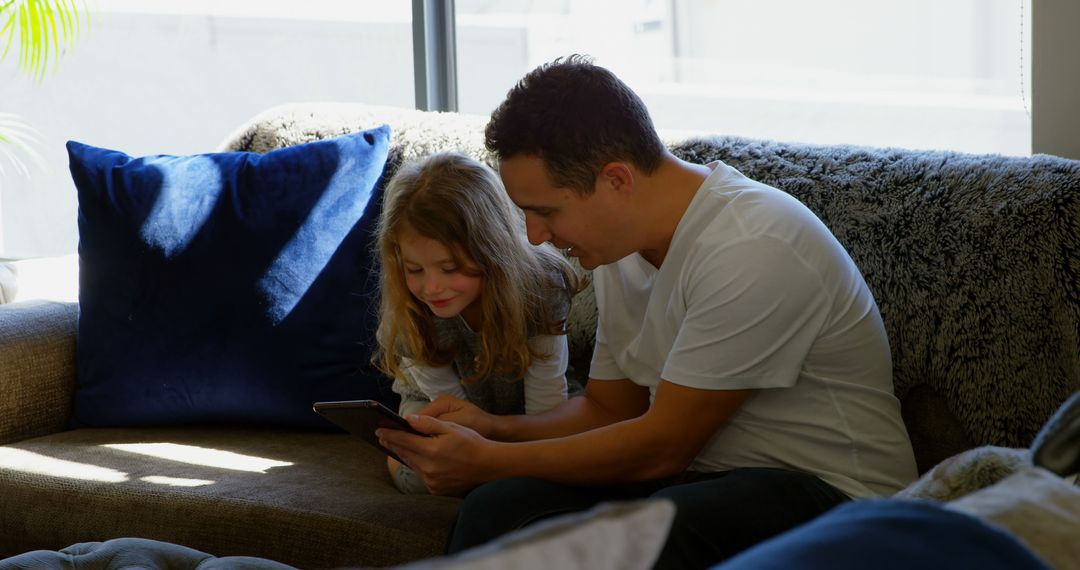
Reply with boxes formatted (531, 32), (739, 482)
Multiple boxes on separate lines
(374, 151), (581, 495)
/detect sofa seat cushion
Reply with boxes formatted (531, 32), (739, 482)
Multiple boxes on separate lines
(0, 427), (459, 568)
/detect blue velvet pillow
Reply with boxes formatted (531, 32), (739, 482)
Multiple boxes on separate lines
(68, 127), (398, 428)
(715, 500), (1049, 570)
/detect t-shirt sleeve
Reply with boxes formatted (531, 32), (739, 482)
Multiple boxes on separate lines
(401, 357), (466, 400)
(522, 334), (569, 414)
(587, 326), (625, 380)
(391, 372), (431, 416)
(585, 267), (627, 381)
(663, 236), (832, 390)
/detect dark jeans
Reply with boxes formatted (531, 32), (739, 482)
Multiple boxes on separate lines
(446, 468), (851, 570)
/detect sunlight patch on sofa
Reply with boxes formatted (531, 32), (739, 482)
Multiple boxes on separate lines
(0, 448), (129, 482)
(102, 443), (293, 473)
(141, 475), (215, 487)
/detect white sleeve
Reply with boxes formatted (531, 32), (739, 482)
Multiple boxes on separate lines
(522, 334), (569, 414)
(586, 268), (626, 381)
(401, 357), (466, 400)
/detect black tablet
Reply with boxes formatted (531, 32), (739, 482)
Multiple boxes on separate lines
(313, 399), (425, 463)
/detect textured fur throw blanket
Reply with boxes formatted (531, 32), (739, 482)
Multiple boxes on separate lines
(672, 137), (1080, 450)
(221, 102), (1080, 453)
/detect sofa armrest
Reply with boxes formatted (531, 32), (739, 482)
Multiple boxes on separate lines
(0, 300), (79, 444)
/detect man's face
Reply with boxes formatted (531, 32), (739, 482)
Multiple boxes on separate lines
(498, 154), (625, 270)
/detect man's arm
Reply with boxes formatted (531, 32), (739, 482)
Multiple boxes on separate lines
(380, 380), (751, 495)
(419, 376), (651, 442)
(502, 376), (653, 440)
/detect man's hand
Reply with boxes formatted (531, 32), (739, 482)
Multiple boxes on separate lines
(377, 414), (496, 496)
(416, 395), (498, 438)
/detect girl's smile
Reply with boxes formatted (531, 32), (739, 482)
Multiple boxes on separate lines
(398, 228), (484, 328)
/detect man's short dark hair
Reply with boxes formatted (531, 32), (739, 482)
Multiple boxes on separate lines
(484, 54), (666, 195)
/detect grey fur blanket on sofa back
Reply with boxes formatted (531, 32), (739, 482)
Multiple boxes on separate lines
(673, 138), (1080, 451)
(221, 103), (1080, 471)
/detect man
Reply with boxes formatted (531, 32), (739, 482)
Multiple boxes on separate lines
(378, 55), (917, 569)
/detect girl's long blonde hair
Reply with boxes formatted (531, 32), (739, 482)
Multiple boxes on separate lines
(374, 151), (581, 384)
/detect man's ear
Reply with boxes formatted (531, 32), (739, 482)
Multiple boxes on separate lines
(598, 162), (634, 195)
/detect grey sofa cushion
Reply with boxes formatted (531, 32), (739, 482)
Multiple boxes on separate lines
(0, 427), (459, 567)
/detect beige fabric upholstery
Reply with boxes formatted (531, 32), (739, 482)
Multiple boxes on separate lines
(0, 427), (459, 568)
(0, 301), (78, 445)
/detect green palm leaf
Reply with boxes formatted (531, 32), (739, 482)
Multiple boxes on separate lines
(1, 0), (85, 172)
(1, 0), (85, 80)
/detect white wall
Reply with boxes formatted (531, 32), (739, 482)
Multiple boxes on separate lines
(456, 0), (1032, 154)
(0, 9), (415, 258)
(0, 0), (1054, 259)
(1032, 0), (1080, 159)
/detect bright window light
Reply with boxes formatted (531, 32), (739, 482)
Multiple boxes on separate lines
(1, 0), (415, 258)
(0, 448), (129, 483)
(9, 253), (79, 302)
(103, 443), (293, 473)
(141, 475), (216, 487)
(455, 0), (1032, 156)
(93, 0), (409, 22)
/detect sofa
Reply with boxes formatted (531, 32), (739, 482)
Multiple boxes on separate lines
(1, 102), (1079, 568)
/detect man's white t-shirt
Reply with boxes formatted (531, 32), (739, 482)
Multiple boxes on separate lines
(589, 160), (918, 499)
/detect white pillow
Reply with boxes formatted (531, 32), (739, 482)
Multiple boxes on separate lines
(397, 499), (676, 570)
(894, 445), (1029, 502)
(946, 467), (1080, 570)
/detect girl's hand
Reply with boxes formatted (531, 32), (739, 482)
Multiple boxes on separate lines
(418, 395), (497, 438)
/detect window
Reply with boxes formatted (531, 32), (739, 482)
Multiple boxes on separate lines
(455, 0), (1032, 155)
(1, 0), (414, 257)
(0, 0), (1048, 259)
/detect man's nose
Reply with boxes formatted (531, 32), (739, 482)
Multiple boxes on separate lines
(524, 214), (551, 246)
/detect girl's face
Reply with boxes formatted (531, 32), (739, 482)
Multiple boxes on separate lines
(398, 228), (484, 329)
